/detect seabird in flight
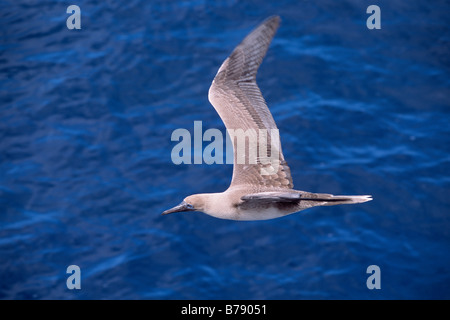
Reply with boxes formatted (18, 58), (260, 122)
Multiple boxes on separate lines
(163, 16), (372, 220)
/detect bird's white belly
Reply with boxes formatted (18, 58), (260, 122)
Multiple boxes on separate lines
(235, 207), (292, 221)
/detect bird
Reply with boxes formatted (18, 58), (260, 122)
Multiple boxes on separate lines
(162, 16), (372, 221)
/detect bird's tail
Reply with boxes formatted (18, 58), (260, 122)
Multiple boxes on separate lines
(301, 193), (373, 206)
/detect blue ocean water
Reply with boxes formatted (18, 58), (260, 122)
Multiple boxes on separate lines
(1, 0), (449, 299)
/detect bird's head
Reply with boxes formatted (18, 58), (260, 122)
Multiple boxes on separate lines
(161, 194), (205, 215)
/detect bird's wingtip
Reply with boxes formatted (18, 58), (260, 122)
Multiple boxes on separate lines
(265, 15), (281, 26)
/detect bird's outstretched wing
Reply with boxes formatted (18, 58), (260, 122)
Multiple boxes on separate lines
(208, 16), (293, 189)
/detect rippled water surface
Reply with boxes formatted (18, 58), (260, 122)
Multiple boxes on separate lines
(1, 0), (449, 299)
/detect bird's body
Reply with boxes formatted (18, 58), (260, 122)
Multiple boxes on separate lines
(179, 188), (371, 221)
(163, 16), (372, 221)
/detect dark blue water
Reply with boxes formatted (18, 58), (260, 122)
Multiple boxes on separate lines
(1, 0), (449, 299)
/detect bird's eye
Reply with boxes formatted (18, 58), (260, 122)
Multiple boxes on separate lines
(186, 203), (194, 209)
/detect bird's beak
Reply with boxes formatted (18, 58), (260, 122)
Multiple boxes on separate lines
(162, 201), (195, 215)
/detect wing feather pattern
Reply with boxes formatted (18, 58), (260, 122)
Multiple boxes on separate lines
(208, 16), (293, 189)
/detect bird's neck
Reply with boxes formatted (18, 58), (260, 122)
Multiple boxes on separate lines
(201, 192), (239, 220)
